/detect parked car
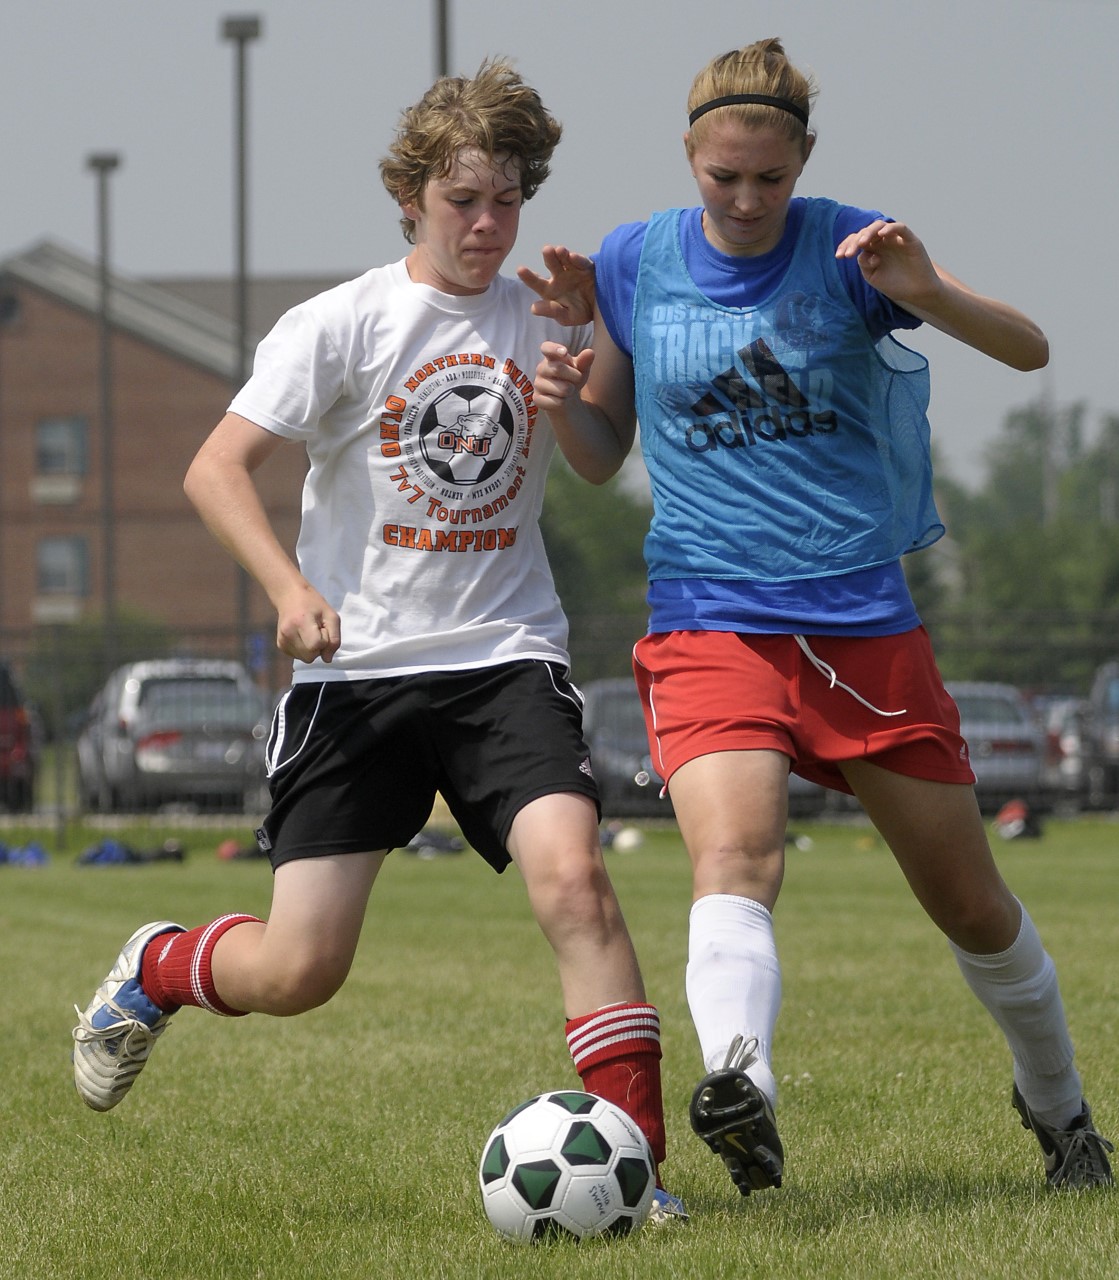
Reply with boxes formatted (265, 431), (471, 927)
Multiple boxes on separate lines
(1082, 661), (1119, 809)
(946, 681), (1047, 813)
(76, 659), (270, 812)
(0, 660), (37, 812)
(580, 677), (827, 819)
(1030, 694), (1089, 811)
(581, 678), (669, 819)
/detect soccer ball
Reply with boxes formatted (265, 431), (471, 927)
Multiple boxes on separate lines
(611, 826), (645, 853)
(478, 1090), (655, 1242)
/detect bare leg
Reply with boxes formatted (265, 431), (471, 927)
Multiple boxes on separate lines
(839, 761), (1020, 951)
(842, 761), (1085, 1127)
(507, 792), (643, 1013)
(509, 791), (668, 1172)
(211, 851), (387, 1015)
(669, 750), (791, 1195)
(668, 749), (790, 907)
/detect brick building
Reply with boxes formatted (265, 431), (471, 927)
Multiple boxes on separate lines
(0, 241), (346, 664)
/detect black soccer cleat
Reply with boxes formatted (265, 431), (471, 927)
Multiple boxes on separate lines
(1012, 1084), (1113, 1189)
(689, 1034), (784, 1195)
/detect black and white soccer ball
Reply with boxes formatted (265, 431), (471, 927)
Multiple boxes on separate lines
(478, 1090), (655, 1242)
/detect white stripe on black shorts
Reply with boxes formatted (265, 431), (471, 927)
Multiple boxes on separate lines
(256, 660), (600, 872)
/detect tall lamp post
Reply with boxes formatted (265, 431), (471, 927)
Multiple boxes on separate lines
(0, 290), (21, 635)
(87, 151), (121, 672)
(435, 0), (450, 76)
(222, 14), (261, 664)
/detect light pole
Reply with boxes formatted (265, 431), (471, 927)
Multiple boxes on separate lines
(435, 0), (449, 76)
(0, 290), (20, 635)
(222, 15), (261, 663)
(87, 151), (121, 672)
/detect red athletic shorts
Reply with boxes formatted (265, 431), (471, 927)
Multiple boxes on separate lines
(632, 627), (974, 795)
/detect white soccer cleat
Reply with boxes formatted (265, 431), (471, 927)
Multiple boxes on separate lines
(647, 1187), (689, 1224)
(72, 920), (184, 1112)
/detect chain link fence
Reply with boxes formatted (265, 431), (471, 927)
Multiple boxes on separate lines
(3, 609), (1118, 852)
(0, 624), (283, 856)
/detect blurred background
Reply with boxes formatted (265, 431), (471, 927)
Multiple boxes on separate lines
(2, 0), (1118, 832)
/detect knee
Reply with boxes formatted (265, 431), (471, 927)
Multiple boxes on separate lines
(691, 839), (784, 903)
(259, 947), (352, 1016)
(942, 887), (1021, 954)
(529, 854), (620, 937)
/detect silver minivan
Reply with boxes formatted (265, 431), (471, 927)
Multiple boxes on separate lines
(946, 681), (1047, 813)
(76, 658), (269, 813)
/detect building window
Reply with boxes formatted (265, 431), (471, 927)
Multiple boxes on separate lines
(36, 537), (90, 596)
(36, 417), (88, 475)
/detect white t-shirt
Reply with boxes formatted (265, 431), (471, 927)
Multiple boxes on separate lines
(230, 258), (591, 683)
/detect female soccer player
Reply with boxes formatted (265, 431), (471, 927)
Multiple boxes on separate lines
(533, 37), (1112, 1194)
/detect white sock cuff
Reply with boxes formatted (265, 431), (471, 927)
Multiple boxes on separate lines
(689, 893), (773, 928)
(949, 899), (1041, 975)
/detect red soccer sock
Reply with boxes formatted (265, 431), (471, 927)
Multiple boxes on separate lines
(565, 1002), (667, 1174)
(140, 914), (261, 1017)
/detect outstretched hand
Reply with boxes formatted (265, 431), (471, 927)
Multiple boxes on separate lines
(516, 244), (595, 327)
(835, 220), (940, 311)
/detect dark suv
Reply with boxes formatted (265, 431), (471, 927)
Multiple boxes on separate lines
(582, 678), (670, 819)
(1082, 660), (1119, 808)
(0, 660), (37, 812)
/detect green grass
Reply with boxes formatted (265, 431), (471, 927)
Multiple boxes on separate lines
(2, 816), (1117, 1279)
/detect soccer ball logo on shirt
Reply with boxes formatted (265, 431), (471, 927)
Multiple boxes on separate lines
(418, 386), (514, 486)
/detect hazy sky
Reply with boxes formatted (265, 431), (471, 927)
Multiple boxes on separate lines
(4, 0), (1117, 487)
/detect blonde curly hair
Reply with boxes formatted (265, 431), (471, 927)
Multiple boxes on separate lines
(379, 58), (562, 244)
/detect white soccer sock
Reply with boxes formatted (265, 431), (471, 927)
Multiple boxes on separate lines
(686, 893), (780, 1106)
(950, 902), (1082, 1128)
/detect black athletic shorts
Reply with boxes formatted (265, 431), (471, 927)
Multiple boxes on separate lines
(256, 660), (600, 873)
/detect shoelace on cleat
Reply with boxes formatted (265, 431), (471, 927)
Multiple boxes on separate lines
(723, 1033), (760, 1073)
(72, 1005), (163, 1058)
(1053, 1126), (1114, 1186)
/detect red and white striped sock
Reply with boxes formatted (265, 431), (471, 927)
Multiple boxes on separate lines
(565, 1002), (666, 1171)
(141, 914), (261, 1017)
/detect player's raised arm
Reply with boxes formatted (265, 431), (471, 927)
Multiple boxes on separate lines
(836, 220), (1049, 371)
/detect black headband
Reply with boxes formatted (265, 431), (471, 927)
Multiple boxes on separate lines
(688, 93), (809, 128)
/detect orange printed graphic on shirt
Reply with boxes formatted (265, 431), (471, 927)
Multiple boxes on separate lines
(388, 464), (426, 505)
(383, 525), (518, 552)
(404, 353), (496, 393)
(379, 394), (407, 458)
(383, 353), (538, 555)
(501, 357), (538, 457)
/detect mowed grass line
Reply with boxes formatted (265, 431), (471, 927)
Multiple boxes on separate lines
(1, 817), (1116, 1279)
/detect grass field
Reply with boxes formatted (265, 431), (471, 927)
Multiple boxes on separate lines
(2, 815), (1117, 1279)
